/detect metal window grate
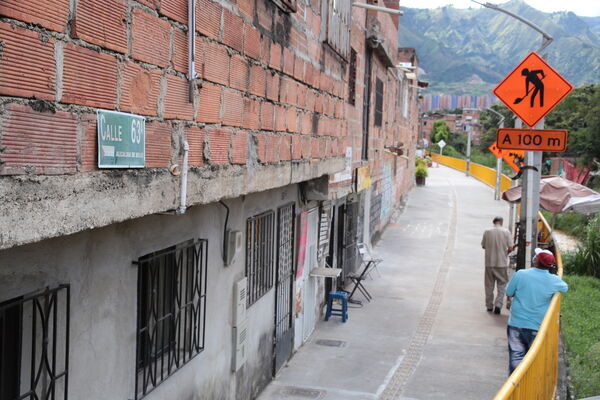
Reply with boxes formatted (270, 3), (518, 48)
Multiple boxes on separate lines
(0, 285), (70, 400)
(325, 0), (352, 59)
(246, 211), (276, 307)
(274, 203), (295, 343)
(135, 239), (208, 400)
(270, 0), (297, 13)
(348, 49), (357, 106)
(375, 78), (384, 127)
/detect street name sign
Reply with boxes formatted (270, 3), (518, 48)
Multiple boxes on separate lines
(97, 110), (145, 168)
(497, 128), (568, 152)
(493, 51), (573, 128)
(488, 141), (524, 173)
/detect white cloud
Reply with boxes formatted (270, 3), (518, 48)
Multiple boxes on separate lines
(399, 0), (600, 17)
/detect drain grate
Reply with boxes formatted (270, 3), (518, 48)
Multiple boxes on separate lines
(278, 386), (326, 399)
(315, 339), (346, 348)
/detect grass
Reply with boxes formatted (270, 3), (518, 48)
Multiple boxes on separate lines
(561, 274), (600, 398)
(541, 210), (591, 241)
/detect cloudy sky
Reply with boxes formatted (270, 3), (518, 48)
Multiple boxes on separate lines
(399, 0), (600, 17)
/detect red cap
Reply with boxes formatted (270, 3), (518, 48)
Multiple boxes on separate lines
(537, 251), (555, 267)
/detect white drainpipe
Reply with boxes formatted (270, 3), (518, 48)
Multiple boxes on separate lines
(177, 140), (189, 215)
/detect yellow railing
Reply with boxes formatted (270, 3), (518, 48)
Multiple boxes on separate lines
(430, 153), (512, 192)
(430, 153), (563, 400)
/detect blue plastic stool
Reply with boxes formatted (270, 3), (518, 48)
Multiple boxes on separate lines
(324, 291), (348, 322)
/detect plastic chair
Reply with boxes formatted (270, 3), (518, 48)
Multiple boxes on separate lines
(357, 243), (383, 278)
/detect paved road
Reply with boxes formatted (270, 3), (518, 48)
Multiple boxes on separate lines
(257, 165), (511, 400)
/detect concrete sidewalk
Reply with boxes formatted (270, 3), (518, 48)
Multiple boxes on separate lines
(257, 166), (511, 400)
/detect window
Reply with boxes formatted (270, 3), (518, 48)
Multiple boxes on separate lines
(324, 0), (352, 59)
(0, 285), (70, 400)
(270, 0), (297, 13)
(402, 81), (409, 119)
(246, 211), (276, 306)
(348, 49), (357, 106)
(135, 239), (208, 399)
(374, 78), (384, 127)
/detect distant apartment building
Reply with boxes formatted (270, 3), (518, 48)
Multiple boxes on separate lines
(420, 94), (496, 112)
(0, 1), (420, 399)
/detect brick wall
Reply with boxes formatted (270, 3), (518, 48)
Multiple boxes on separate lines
(0, 0), (347, 175)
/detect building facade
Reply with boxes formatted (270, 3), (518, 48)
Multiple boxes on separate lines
(0, 1), (419, 399)
(420, 107), (482, 147)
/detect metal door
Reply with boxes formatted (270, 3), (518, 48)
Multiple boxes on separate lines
(341, 200), (359, 281)
(273, 203), (295, 375)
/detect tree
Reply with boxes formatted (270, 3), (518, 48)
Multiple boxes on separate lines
(546, 84), (600, 165)
(431, 120), (450, 143)
(479, 104), (515, 151)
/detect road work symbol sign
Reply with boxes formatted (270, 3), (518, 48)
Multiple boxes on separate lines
(488, 142), (525, 173)
(497, 128), (568, 152)
(493, 51), (573, 128)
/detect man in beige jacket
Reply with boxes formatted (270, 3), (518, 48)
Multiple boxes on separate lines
(481, 216), (515, 314)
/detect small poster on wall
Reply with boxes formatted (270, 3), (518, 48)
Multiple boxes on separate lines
(295, 211), (308, 280)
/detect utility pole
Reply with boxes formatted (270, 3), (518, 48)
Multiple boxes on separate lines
(466, 125), (472, 177)
(485, 107), (505, 200)
(472, 0), (552, 269)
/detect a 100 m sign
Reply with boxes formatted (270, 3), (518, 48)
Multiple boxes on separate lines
(496, 128), (568, 152)
(97, 110), (146, 168)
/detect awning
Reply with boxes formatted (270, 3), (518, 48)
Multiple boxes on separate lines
(502, 176), (600, 214)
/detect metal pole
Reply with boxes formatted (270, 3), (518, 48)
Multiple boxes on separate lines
(494, 118), (504, 200)
(486, 107), (505, 200)
(495, 157), (502, 200)
(516, 118), (529, 270)
(508, 179), (518, 235)
(352, 2), (404, 15)
(466, 126), (472, 177)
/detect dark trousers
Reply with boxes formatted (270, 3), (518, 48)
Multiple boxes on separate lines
(507, 325), (538, 375)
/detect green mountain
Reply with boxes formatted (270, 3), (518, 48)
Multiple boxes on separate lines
(400, 0), (600, 95)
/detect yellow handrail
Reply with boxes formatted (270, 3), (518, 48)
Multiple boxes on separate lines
(430, 153), (563, 400)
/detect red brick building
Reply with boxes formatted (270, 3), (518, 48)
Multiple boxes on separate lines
(0, 1), (419, 399)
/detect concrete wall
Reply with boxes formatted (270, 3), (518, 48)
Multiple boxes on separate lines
(0, 183), (301, 400)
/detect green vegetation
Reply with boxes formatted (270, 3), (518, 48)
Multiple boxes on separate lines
(561, 214), (600, 278)
(560, 275), (600, 398)
(479, 104), (515, 150)
(415, 165), (428, 179)
(541, 210), (590, 241)
(560, 215), (600, 398)
(546, 85), (600, 164)
(429, 143), (464, 159)
(430, 120), (451, 143)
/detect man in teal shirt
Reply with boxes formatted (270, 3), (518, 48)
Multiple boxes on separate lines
(505, 248), (568, 374)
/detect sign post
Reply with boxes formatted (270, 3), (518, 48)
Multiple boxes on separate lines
(466, 126), (472, 177)
(438, 139), (446, 156)
(493, 51), (573, 269)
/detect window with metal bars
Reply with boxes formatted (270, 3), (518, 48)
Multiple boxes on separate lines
(0, 285), (70, 400)
(374, 78), (384, 127)
(270, 0), (297, 13)
(246, 211), (276, 307)
(348, 49), (357, 106)
(324, 0), (352, 59)
(135, 239), (208, 400)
